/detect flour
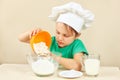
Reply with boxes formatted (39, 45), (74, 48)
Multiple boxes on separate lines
(33, 42), (50, 56)
(31, 58), (55, 75)
(31, 42), (55, 75)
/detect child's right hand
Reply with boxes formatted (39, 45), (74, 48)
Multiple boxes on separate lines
(18, 27), (42, 43)
(29, 28), (42, 39)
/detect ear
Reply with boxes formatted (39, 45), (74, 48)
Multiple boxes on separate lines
(76, 33), (81, 38)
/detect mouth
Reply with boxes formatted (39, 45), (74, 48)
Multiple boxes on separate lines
(57, 41), (64, 46)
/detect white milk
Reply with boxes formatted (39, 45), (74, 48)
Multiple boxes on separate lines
(31, 59), (55, 75)
(84, 59), (100, 76)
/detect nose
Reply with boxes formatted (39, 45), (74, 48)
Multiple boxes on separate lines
(58, 35), (63, 41)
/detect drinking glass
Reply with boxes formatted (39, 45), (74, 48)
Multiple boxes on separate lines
(84, 54), (100, 76)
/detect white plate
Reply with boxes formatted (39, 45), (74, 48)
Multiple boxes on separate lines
(59, 70), (83, 78)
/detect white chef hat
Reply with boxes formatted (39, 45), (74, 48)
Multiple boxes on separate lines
(49, 2), (95, 33)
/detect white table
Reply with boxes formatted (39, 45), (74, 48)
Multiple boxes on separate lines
(0, 64), (120, 80)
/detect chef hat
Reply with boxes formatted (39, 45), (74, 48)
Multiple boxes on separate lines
(49, 2), (95, 33)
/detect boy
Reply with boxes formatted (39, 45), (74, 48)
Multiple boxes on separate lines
(18, 2), (94, 71)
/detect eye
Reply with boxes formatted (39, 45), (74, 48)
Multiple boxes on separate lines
(56, 30), (60, 34)
(63, 34), (69, 37)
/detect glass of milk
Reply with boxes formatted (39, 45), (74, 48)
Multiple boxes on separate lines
(84, 54), (100, 76)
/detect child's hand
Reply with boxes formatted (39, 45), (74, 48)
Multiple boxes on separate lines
(18, 27), (43, 43)
(51, 53), (61, 62)
(29, 28), (42, 39)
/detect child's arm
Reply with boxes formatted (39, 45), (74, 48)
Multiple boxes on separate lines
(54, 53), (84, 71)
(18, 28), (42, 43)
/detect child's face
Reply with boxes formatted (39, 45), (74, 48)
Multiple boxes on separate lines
(55, 22), (76, 47)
